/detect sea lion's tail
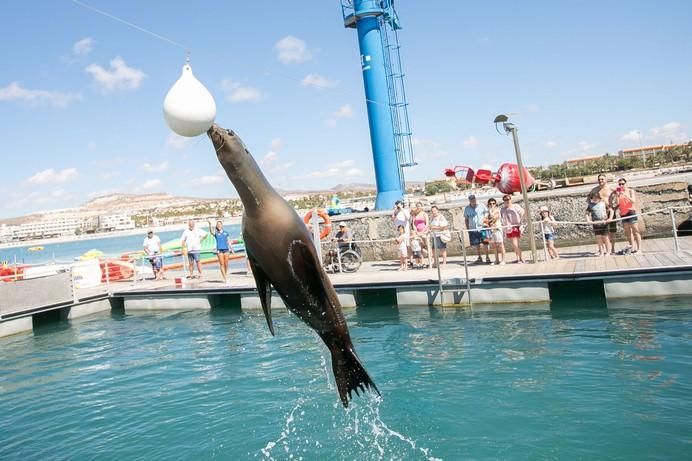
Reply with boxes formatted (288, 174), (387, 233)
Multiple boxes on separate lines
(330, 345), (380, 407)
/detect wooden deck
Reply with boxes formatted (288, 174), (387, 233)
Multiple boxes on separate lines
(112, 236), (692, 294)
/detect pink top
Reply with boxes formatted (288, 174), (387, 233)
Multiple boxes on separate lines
(413, 212), (428, 232)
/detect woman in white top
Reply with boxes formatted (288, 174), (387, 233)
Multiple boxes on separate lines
(429, 205), (449, 267)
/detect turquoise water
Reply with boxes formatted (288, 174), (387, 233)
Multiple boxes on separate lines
(0, 224), (241, 265)
(1, 299), (691, 460)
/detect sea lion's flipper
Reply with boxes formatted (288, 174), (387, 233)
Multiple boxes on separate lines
(287, 240), (380, 407)
(330, 345), (381, 408)
(248, 256), (275, 336)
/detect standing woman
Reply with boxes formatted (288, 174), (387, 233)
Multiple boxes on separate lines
(485, 198), (506, 264)
(616, 178), (642, 253)
(208, 220), (234, 284)
(411, 202), (430, 266)
(429, 206), (449, 267)
(500, 194), (526, 263)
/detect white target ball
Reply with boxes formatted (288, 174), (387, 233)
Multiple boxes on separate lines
(163, 64), (216, 137)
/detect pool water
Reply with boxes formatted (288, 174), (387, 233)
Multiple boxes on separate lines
(1, 299), (691, 460)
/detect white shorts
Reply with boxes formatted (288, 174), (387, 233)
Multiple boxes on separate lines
(492, 230), (504, 243)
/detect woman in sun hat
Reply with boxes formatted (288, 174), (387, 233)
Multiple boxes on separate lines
(539, 206), (559, 260)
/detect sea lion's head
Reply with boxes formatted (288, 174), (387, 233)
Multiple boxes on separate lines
(207, 123), (227, 154)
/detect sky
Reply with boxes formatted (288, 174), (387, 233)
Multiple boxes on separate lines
(1, 0), (691, 218)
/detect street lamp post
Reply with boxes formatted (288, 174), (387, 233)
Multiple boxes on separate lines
(494, 114), (538, 263)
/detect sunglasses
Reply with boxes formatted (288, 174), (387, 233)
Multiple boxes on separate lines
(503, 198), (510, 202)
(618, 182), (625, 185)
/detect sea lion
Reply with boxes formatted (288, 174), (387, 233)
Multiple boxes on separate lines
(207, 124), (379, 407)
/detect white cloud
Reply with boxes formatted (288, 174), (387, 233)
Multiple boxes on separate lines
(141, 161), (169, 173)
(325, 104), (354, 127)
(220, 79), (265, 103)
(73, 37), (94, 56)
(621, 130), (641, 142)
(545, 141), (558, 148)
(526, 104), (540, 113)
(463, 136), (479, 148)
(27, 168), (78, 184)
(275, 35), (312, 64)
(301, 73), (337, 89)
(199, 175), (224, 185)
(649, 121), (687, 143)
(167, 133), (190, 150)
(578, 141), (594, 151)
(34, 189), (70, 205)
(137, 179), (162, 191)
(291, 159), (364, 180)
(264, 151), (278, 162)
(333, 104), (353, 118)
(270, 138), (283, 150)
(0, 81), (81, 107)
(85, 56), (147, 92)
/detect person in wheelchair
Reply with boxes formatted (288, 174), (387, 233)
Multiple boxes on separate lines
(326, 223), (357, 264)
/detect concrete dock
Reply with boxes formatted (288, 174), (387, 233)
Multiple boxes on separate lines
(1, 236), (691, 338)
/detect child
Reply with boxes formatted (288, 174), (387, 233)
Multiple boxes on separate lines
(539, 206), (560, 260)
(395, 224), (409, 271)
(586, 191), (612, 256)
(411, 232), (424, 269)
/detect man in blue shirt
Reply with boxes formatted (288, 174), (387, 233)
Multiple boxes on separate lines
(463, 195), (490, 263)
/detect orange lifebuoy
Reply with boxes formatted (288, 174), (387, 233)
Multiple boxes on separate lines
(303, 209), (332, 240)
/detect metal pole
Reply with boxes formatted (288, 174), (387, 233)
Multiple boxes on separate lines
(104, 257), (110, 294)
(459, 230), (472, 306)
(540, 221), (549, 262)
(509, 126), (538, 263)
(311, 209), (322, 262)
(670, 208), (680, 252)
(432, 232), (443, 305)
(71, 268), (78, 303)
(13, 255), (18, 282)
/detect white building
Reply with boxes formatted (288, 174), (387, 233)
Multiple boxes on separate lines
(14, 218), (82, 239)
(98, 214), (135, 232)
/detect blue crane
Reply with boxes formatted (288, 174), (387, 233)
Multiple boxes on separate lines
(341, 0), (415, 210)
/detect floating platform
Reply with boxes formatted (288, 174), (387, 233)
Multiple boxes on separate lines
(1, 237), (691, 338)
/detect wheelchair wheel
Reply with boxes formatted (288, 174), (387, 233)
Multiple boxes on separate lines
(339, 250), (362, 273)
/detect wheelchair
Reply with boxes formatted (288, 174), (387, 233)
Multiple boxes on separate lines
(324, 242), (362, 273)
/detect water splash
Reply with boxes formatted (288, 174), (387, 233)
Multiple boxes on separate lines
(259, 393), (441, 461)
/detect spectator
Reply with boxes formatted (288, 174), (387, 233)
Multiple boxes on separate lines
(181, 220), (209, 279)
(589, 173), (617, 253)
(464, 194), (490, 264)
(333, 223), (353, 252)
(411, 232), (424, 269)
(429, 205), (449, 267)
(586, 191), (612, 256)
(392, 200), (411, 234)
(485, 198), (506, 265)
(539, 206), (560, 260)
(394, 225), (409, 271)
(143, 229), (165, 280)
(615, 178), (642, 254)
(209, 220), (234, 285)
(411, 201), (431, 266)
(500, 194), (525, 264)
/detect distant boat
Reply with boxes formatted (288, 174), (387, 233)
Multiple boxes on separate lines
(27, 246), (44, 252)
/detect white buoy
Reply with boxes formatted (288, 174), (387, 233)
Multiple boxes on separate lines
(163, 63), (216, 137)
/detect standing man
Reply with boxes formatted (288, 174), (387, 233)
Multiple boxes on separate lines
(589, 174), (617, 254)
(143, 229), (165, 281)
(181, 220), (208, 279)
(464, 194), (490, 263)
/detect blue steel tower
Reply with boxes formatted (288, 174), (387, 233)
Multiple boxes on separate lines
(342, 0), (415, 210)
